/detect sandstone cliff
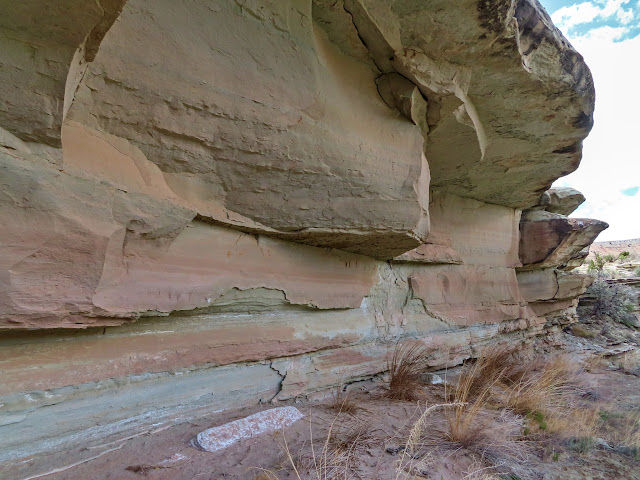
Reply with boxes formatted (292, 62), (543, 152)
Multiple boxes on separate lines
(0, 0), (604, 463)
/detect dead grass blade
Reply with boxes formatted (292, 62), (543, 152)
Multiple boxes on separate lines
(395, 402), (460, 480)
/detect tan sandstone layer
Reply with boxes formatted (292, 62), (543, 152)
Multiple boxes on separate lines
(0, 0), (604, 467)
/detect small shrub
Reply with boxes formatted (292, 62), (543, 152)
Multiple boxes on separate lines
(587, 253), (607, 273)
(619, 251), (631, 260)
(571, 324), (596, 338)
(530, 411), (547, 431)
(634, 266), (640, 277)
(566, 436), (595, 454)
(587, 276), (637, 325)
(599, 410), (623, 422)
(588, 252), (622, 272)
(386, 341), (429, 401)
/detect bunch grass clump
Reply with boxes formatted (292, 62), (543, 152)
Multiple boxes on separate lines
(385, 341), (430, 401)
(253, 415), (372, 480)
(505, 355), (578, 418)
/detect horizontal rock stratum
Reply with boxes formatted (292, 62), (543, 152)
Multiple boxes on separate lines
(0, 0), (605, 468)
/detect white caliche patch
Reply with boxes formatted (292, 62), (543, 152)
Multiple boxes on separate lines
(195, 406), (304, 453)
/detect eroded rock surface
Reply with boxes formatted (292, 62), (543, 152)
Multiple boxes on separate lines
(516, 187), (607, 324)
(0, 0), (127, 147)
(0, 0), (605, 465)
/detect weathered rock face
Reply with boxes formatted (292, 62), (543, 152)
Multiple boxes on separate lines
(64, 0), (431, 259)
(0, 0), (603, 465)
(340, 0), (594, 208)
(516, 189), (607, 324)
(0, 0), (127, 147)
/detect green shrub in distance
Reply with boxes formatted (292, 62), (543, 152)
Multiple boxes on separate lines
(587, 276), (636, 325)
(587, 253), (607, 272)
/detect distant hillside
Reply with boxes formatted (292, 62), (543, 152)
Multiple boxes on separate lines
(590, 239), (640, 258)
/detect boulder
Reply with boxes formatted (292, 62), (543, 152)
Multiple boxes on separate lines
(539, 187), (586, 216)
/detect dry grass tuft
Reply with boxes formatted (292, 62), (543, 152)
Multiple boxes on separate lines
(444, 346), (516, 446)
(621, 411), (640, 450)
(330, 387), (360, 416)
(386, 341), (430, 401)
(255, 415), (373, 480)
(505, 355), (578, 418)
(446, 398), (490, 448)
(455, 346), (516, 400)
(444, 351), (535, 477)
(299, 417), (355, 480)
(544, 405), (599, 439)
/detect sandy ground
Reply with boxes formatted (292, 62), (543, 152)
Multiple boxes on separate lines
(5, 328), (640, 480)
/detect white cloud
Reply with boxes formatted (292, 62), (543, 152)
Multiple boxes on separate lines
(602, 0), (631, 16)
(551, 0), (633, 30)
(554, 27), (640, 241)
(552, 2), (602, 29)
(617, 7), (635, 23)
(574, 24), (629, 40)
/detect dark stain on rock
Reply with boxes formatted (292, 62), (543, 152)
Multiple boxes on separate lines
(477, 0), (511, 34)
(553, 143), (579, 155)
(572, 112), (593, 130)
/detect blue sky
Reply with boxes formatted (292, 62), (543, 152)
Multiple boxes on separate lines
(538, 0), (640, 240)
(546, 0), (640, 39)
